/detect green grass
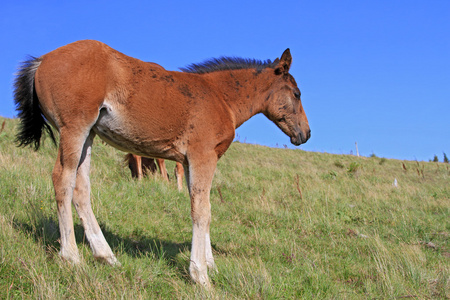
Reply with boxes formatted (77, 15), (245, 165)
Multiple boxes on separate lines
(1, 116), (449, 299)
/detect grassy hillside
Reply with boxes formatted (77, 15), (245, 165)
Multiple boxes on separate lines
(0, 116), (448, 299)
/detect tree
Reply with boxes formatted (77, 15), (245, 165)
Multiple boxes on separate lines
(444, 152), (449, 163)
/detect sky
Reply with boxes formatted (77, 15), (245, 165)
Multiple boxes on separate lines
(1, 1), (449, 162)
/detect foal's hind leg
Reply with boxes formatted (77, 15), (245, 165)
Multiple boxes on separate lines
(52, 129), (90, 263)
(72, 131), (118, 265)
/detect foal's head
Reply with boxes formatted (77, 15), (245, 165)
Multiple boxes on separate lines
(264, 49), (311, 146)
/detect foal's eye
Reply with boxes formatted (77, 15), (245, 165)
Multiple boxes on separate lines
(293, 90), (301, 99)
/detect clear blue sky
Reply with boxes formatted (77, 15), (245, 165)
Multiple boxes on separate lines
(1, 1), (449, 161)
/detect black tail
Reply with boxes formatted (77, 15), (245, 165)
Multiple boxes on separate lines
(14, 56), (56, 150)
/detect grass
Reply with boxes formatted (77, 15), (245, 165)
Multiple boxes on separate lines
(0, 116), (449, 299)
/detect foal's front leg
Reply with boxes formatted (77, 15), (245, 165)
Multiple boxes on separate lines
(186, 154), (218, 287)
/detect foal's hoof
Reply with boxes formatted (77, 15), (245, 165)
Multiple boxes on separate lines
(106, 256), (121, 267)
(59, 251), (81, 265)
(190, 265), (211, 288)
(95, 254), (121, 267)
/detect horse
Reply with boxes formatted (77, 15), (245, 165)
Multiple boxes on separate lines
(14, 40), (310, 287)
(125, 153), (184, 191)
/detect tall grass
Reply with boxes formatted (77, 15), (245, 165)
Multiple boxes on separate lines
(1, 116), (449, 299)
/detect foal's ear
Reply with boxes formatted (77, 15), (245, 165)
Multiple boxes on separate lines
(275, 48), (292, 75)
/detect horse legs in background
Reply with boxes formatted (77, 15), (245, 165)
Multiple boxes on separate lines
(126, 153), (142, 179)
(175, 162), (184, 192)
(126, 155), (184, 191)
(141, 157), (158, 177)
(156, 158), (169, 182)
(126, 154), (157, 179)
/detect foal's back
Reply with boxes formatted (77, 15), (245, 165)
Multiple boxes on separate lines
(34, 40), (233, 162)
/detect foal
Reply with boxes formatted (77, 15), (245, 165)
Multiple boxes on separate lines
(14, 40), (310, 287)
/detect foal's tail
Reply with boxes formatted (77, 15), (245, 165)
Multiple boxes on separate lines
(14, 56), (55, 150)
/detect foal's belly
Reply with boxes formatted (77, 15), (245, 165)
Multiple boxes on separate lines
(93, 106), (184, 162)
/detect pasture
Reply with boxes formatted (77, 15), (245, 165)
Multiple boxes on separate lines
(0, 117), (448, 299)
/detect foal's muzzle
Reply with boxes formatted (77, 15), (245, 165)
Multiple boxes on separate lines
(291, 129), (311, 146)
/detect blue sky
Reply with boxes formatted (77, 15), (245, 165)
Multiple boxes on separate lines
(1, 1), (449, 161)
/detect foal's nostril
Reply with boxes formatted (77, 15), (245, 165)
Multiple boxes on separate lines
(301, 129), (311, 144)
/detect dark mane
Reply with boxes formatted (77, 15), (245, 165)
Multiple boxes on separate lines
(180, 56), (279, 74)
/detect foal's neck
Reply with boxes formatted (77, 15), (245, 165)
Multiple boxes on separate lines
(210, 69), (273, 129)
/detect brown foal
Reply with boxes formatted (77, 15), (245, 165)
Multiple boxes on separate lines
(14, 40), (310, 287)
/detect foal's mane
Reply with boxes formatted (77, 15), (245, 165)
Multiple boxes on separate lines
(180, 56), (279, 74)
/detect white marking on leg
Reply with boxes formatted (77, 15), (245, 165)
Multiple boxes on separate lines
(190, 222), (209, 287)
(186, 154), (217, 287)
(205, 232), (216, 271)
